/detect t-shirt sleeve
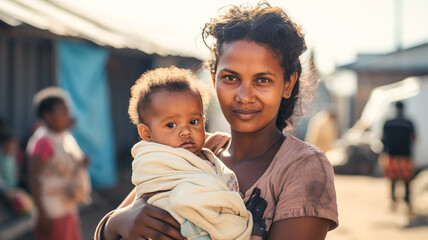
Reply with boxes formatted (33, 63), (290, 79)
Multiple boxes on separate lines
(273, 150), (339, 230)
(31, 137), (54, 162)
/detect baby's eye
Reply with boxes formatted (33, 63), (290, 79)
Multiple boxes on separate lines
(190, 119), (200, 125)
(166, 122), (176, 128)
(224, 75), (238, 82)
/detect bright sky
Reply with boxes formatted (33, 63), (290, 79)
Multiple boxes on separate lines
(61, 0), (428, 75)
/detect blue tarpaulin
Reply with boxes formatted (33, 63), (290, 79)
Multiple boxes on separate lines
(56, 39), (117, 188)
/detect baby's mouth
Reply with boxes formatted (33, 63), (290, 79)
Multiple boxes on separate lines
(180, 140), (195, 149)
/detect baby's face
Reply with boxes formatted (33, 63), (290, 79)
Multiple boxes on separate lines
(141, 89), (206, 155)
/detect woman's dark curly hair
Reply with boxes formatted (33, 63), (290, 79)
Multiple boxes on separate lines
(202, 2), (307, 130)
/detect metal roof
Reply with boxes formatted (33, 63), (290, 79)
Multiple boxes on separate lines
(339, 42), (428, 73)
(0, 0), (191, 58)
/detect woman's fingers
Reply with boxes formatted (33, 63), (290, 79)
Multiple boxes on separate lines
(133, 204), (185, 240)
(109, 197), (185, 240)
(141, 204), (181, 229)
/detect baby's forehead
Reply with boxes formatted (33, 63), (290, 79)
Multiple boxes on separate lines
(149, 88), (201, 102)
(148, 89), (203, 111)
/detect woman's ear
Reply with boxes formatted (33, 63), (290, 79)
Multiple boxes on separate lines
(138, 124), (151, 141)
(283, 72), (298, 99)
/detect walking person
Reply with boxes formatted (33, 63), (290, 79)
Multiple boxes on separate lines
(380, 101), (416, 219)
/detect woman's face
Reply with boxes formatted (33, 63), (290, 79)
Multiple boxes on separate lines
(213, 40), (295, 133)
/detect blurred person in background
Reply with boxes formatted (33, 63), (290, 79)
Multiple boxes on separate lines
(27, 87), (91, 240)
(380, 101), (416, 218)
(305, 109), (338, 153)
(0, 118), (34, 221)
(0, 122), (19, 190)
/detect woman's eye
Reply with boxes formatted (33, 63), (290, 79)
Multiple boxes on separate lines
(190, 119), (199, 125)
(256, 77), (271, 83)
(166, 122), (176, 128)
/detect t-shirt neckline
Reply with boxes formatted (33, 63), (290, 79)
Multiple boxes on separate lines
(241, 134), (290, 198)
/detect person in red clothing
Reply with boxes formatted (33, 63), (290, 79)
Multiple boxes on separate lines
(27, 87), (91, 240)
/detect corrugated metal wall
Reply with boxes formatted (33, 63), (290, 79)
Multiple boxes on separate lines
(0, 28), (55, 143)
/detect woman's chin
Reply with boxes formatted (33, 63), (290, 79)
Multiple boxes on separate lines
(230, 123), (264, 134)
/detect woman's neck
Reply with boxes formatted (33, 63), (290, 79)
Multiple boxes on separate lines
(226, 126), (284, 164)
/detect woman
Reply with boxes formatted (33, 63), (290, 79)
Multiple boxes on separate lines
(97, 3), (338, 240)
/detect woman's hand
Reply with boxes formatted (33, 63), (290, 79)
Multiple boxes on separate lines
(104, 198), (185, 240)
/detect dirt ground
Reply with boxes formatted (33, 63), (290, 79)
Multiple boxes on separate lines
(326, 173), (428, 240)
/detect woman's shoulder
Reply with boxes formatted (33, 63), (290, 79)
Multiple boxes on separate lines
(279, 134), (327, 160)
(270, 134), (333, 177)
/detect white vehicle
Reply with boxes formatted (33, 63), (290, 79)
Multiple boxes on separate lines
(329, 75), (428, 175)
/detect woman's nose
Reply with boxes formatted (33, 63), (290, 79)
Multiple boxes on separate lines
(235, 82), (255, 103)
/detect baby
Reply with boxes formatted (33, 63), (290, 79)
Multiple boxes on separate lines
(128, 66), (252, 240)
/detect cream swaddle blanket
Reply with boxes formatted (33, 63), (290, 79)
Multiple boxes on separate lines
(131, 140), (252, 240)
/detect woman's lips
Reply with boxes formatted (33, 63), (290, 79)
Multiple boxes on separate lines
(232, 109), (260, 120)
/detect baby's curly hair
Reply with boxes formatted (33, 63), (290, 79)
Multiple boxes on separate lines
(128, 66), (210, 126)
(203, 2), (307, 130)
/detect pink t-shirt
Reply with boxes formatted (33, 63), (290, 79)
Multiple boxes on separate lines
(205, 133), (339, 240)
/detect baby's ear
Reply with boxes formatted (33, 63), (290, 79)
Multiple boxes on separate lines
(138, 124), (151, 141)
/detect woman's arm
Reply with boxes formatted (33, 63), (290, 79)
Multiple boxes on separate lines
(267, 217), (330, 240)
(265, 148), (338, 240)
(101, 188), (185, 240)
